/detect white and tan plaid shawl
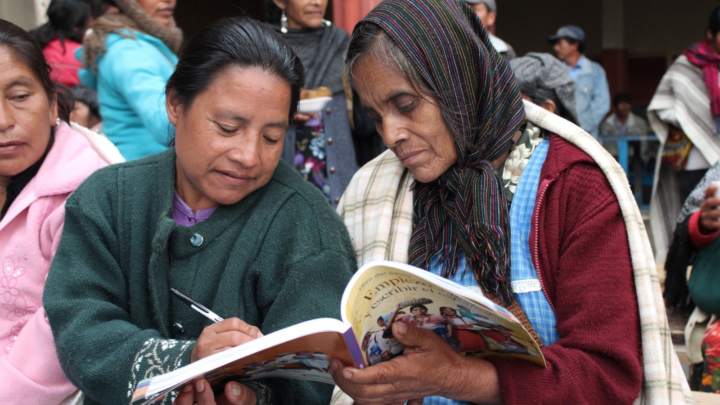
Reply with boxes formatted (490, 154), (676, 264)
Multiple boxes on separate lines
(333, 100), (693, 404)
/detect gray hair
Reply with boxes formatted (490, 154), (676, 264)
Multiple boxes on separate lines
(344, 23), (470, 151)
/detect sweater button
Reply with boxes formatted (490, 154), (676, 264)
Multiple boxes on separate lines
(327, 137), (333, 145)
(334, 198), (340, 204)
(190, 233), (204, 247)
(329, 167), (336, 174)
(325, 107), (332, 114)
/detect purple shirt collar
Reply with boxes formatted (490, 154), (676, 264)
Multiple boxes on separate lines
(172, 192), (218, 227)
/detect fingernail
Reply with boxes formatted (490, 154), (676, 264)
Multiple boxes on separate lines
(195, 380), (205, 393)
(182, 384), (193, 392)
(342, 369), (353, 380)
(231, 382), (242, 397)
(395, 322), (407, 335)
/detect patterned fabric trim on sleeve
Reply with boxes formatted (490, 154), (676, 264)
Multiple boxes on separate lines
(128, 338), (194, 403)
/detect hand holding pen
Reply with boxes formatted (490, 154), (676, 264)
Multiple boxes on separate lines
(170, 288), (263, 404)
(170, 288), (264, 363)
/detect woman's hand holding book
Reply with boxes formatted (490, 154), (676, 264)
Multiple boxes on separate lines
(172, 318), (263, 405)
(329, 321), (501, 404)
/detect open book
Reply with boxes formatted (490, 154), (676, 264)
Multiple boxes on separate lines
(132, 261), (545, 404)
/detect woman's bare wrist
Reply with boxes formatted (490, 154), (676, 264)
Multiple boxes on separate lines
(445, 355), (502, 405)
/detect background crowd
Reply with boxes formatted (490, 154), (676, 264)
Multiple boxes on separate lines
(0, 0), (718, 403)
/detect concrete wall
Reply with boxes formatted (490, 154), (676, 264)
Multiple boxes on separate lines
(499, 0), (718, 60)
(625, 0), (718, 57)
(174, 0), (266, 45)
(493, 0), (605, 59)
(0, 0), (39, 30)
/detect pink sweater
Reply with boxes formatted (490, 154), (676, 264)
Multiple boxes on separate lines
(0, 123), (109, 404)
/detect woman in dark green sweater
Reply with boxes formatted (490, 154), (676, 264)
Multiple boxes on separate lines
(43, 17), (356, 405)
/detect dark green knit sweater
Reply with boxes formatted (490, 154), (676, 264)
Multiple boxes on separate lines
(44, 150), (357, 405)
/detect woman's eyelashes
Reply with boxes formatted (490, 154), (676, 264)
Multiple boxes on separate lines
(215, 122), (237, 134)
(397, 100), (416, 114)
(365, 99), (416, 126)
(213, 121), (281, 146)
(9, 93), (29, 102)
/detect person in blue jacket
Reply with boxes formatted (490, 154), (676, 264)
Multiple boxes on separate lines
(548, 25), (610, 140)
(79, 0), (182, 160)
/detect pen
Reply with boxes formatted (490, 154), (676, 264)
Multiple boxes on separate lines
(170, 288), (224, 323)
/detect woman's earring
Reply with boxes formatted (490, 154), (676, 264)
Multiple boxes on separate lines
(281, 9), (288, 33)
(55, 118), (61, 126)
(323, 19), (331, 26)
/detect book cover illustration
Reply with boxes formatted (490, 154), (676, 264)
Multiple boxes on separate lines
(341, 262), (545, 367)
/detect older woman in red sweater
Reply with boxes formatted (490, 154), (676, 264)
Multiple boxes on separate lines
(329, 0), (691, 404)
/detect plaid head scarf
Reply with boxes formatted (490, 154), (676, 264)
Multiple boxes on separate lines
(358, 0), (525, 303)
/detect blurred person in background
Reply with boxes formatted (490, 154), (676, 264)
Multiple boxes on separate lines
(70, 84), (102, 131)
(31, 0), (91, 88)
(662, 162), (720, 391)
(602, 93), (649, 138)
(507, 52), (577, 201)
(268, 0), (360, 206)
(648, 5), (720, 266)
(600, 93), (650, 158)
(0, 19), (117, 405)
(462, 0), (515, 61)
(509, 53), (577, 124)
(80, 0), (182, 160)
(549, 25), (609, 140)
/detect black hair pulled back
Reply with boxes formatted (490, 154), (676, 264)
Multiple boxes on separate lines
(31, 0), (90, 48)
(0, 19), (73, 122)
(166, 16), (305, 122)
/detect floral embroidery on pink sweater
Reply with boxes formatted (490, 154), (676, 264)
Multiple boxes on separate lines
(2, 251), (34, 353)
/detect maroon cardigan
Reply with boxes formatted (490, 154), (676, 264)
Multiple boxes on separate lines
(488, 135), (643, 404)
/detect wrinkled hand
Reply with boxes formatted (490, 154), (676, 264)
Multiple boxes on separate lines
(173, 379), (256, 405)
(329, 322), (501, 404)
(699, 185), (720, 234)
(191, 318), (263, 363)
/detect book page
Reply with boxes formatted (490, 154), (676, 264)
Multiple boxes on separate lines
(341, 261), (545, 368)
(132, 319), (365, 404)
(201, 331), (357, 384)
